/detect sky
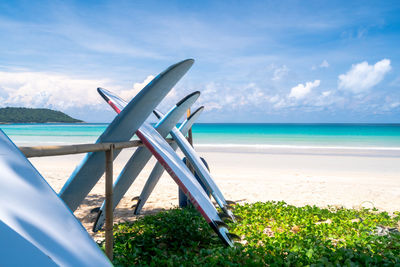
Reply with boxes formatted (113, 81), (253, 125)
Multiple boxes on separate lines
(0, 0), (399, 123)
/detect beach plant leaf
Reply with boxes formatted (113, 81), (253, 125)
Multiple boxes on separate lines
(101, 201), (400, 266)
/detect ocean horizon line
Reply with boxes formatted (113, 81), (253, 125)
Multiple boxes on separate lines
(78, 122), (400, 125)
(4, 122), (400, 125)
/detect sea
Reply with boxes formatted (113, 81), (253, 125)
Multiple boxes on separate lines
(1, 123), (400, 152)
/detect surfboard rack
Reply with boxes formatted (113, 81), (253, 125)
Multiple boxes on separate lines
(19, 139), (173, 158)
(18, 138), (174, 261)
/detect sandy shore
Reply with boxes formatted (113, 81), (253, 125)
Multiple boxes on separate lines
(28, 146), (400, 237)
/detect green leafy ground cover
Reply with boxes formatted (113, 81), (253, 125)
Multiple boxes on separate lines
(102, 201), (400, 266)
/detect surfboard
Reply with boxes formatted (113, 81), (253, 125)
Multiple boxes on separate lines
(155, 109), (235, 221)
(134, 106), (204, 215)
(0, 130), (111, 266)
(0, 221), (58, 266)
(136, 123), (235, 246)
(59, 59), (194, 211)
(92, 89), (200, 232)
(179, 156), (211, 207)
(99, 90), (235, 246)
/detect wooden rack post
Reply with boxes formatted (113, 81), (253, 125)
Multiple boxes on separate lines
(105, 144), (114, 261)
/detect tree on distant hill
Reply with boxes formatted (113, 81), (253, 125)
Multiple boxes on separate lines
(0, 107), (83, 123)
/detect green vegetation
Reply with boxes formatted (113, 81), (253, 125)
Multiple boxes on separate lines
(0, 107), (83, 123)
(101, 201), (400, 266)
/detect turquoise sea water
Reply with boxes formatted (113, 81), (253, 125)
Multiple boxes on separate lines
(1, 123), (400, 149)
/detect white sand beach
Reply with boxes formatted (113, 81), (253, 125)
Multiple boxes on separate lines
(28, 146), (400, 236)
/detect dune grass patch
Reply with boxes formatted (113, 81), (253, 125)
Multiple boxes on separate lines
(101, 201), (400, 266)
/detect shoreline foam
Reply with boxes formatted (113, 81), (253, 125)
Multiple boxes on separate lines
(195, 143), (400, 150)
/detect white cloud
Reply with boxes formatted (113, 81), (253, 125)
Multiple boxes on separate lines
(192, 82), (273, 112)
(268, 95), (280, 103)
(273, 99), (287, 109)
(390, 102), (400, 109)
(0, 71), (156, 113)
(289, 80), (320, 99)
(320, 60), (329, 68)
(272, 65), (289, 81)
(311, 60), (329, 70)
(338, 59), (391, 93)
(0, 71), (114, 110)
(322, 91), (331, 97)
(205, 102), (223, 111)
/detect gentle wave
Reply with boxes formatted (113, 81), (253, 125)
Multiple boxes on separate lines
(14, 141), (93, 145)
(194, 143), (400, 151)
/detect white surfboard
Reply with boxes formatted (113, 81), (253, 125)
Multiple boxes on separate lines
(154, 109), (235, 221)
(99, 90), (235, 246)
(92, 90), (200, 232)
(134, 106), (204, 214)
(0, 221), (58, 266)
(136, 123), (234, 246)
(0, 130), (111, 266)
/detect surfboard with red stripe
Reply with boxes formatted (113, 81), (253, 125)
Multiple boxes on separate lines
(98, 88), (235, 246)
(154, 109), (236, 222)
(133, 106), (204, 215)
(92, 90), (200, 232)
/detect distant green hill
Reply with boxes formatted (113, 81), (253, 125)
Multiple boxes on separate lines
(0, 107), (83, 123)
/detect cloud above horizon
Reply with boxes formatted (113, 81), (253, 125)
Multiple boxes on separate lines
(338, 59), (391, 93)
(0, 71), (158, 112)
(272, 65), (289, 81)
(0, 71), (107, 110)
(289, 80), (320, 99)
(320, 60), (329, 68)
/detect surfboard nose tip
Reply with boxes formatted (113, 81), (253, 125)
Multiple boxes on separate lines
(187, 106), (204, 120)
(176, 91), (201, 107)
(183, 58), (195, 64)
(176, 58), (195, 69)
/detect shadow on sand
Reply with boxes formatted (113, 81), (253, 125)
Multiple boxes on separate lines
(74, 194), (169, 237)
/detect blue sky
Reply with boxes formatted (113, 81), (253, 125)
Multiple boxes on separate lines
(0, 0), (399, 123)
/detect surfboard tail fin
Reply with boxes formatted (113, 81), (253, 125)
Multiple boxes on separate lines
(214, 220), (229, 229)
(90, 207), (100, 214)
(133, 199), (142, 215)
(130, 196), (141, 209)
(92, 210), (104, 232)
(225, 205), (234, 211)
(209, 222), (235, 247)
(218, 212), (233, 222)
(226, 200), (237, 206)
(227, 233), (241, 241)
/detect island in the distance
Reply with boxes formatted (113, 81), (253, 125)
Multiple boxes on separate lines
(0, 107), (84, 123)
